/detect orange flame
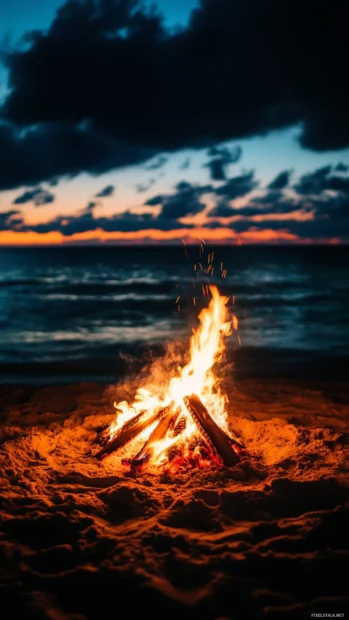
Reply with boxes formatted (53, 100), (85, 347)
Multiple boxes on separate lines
(110, 285), (233, 465)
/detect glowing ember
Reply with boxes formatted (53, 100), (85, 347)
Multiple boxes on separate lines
(102, 284), (241, 469)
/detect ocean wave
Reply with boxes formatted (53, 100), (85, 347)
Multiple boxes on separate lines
(0, 278), (50, 287)
(0, 246), (348, 383)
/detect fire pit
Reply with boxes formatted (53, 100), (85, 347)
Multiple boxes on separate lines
(95, 285), (244, 470)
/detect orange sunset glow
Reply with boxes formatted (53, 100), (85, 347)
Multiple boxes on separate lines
(0, 227), (312, 245)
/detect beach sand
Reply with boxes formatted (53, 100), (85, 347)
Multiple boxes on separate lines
(0, 379), (348, 619)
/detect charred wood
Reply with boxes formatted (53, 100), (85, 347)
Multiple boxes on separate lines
(95, 406), (169, 460)
(183, 394), (239, 466)
(122, 409), (180, 468)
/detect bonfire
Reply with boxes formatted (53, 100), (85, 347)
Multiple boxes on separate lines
(95, 285), (244, 470)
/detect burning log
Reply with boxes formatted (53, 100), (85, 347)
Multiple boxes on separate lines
(171, 415), (187, 438)
(122, 409), (180, 468)
(95, 406), (170, 460)
(183, 394), (239, 466)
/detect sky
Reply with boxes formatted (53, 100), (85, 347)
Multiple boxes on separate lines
(0, 0), (348, 245)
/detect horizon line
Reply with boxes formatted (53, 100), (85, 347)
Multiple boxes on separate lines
(0, 242), (347, 248)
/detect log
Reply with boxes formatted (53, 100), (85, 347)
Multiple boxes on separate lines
(122, 409), (180, 468)
(183, 394), (239, 466)
(95, 406), (169, 460)
(171, 416), (187, 437)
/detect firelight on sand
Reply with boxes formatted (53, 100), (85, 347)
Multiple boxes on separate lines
(100, 285), (241, 469)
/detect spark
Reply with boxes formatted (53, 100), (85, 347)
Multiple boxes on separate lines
(232, 314), (238, 331)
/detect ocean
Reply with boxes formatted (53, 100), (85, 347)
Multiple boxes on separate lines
(1, 245), (349, 384)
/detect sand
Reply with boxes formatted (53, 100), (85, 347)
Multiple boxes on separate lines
(0, 379), (348, 619)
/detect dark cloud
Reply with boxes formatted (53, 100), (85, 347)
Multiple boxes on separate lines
(325, 176), (349, 193)
(299, 106), (349, 151)
(145, 194), (163, 207)
(207, 202), (237, 219)
(83, 201), (100, 212)
(2, 163), (349, 241)
(0, 181), (211, 236)
(6, 209), (193, 236)
(205, 145), (242, 181)
(295, 165), (349, 194)
(335, 163), (348, 172)
(0, 209), (24, 231)
(294, 165), (332, 194)
(13, 187), (55, 206)
(207, 164), (349, 238)
(0, 0), (347, 189)
(238, 199), (300, 218)
(214, 172), (258, 199)
(250, 190), (284, 205)
(268, 170), (292, 190)
(305, 194), (349, 219)
(145, 172), (274, 220)
(146, 181), (212, 219)
(228, 215), (349, 240)
(209, 191), (299, 219)
(0, 123), (154, 191)
(95, 185), (115, 198)
(48, 178), (59, 187)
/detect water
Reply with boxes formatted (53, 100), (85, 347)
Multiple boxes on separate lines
(1, 245), (349, 383)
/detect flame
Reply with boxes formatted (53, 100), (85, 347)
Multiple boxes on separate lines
(109, 285), (235, 466)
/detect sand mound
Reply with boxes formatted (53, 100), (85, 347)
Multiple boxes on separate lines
(0, 380), (348, 619)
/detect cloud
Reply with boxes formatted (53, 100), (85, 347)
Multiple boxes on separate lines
(204, 145), (242, 181)
(299, 107), (349, 151)
(335, 163), (348, 172)
(214, 172), (259, 199)
(228, 215), (349, 240)
(144, 194), (163, 207)
(135, 179), (155, 192)
(48, 178), (59, 187)
(146, 181), (212, 219)
(13, 187), (55, 206)
(12, 210), (193, 236)
(3, 163), (349, 242)
(0, 122), (154, 191)
(0, 0), (347, 189)
(295, 165), (349, 194)
(241, 203), (299, 219)
(268, 170), (292, 190)
(209, 190), (299, 219)
(240, 200), (301, 217)
(207, 163), (349, 240)
(83, 201), (100, 212)
(95, 185), (115, 198)
(207, 202), (238, 219)
(0, 209), (24, 231)
(144, 156), (168, 170)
